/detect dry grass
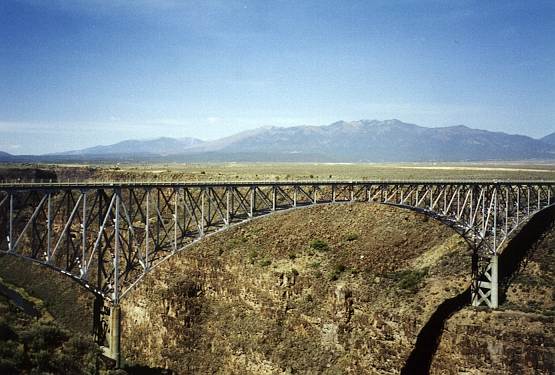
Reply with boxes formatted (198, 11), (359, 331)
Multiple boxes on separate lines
(1, 161), (555, 183)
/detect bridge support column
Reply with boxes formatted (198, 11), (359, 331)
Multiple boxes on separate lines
(491, 255), (499, 308)
(471, 255), (498, 308)
(109, 305), (122, 368)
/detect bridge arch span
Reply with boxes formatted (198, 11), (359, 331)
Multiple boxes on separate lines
(0, 196), (477, 306)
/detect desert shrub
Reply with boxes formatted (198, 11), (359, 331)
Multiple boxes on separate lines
(53, 335), (101, 375)
(248, 248), (258, 264)
(309, 239), (329, 252)
(226, 236), (247, 250)
(0, 340), (24, 371)
(29, 349), (53, 372)
(0, 318), (16, 341)
(0, 357), (19, 374)
(329, 263), (347, 281)
(392, 268), (429, 292)
(344, 233), (359, 241)
(22, 321), (68, 351)
(259, 259), (272, 267)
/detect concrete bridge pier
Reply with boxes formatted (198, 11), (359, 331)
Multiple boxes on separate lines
(99, 304), (121, 368)
(109, 305), (122, 368)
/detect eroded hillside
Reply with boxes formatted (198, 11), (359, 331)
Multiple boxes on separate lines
(122, 203), (470, 374)
(0, 201), (552, 374)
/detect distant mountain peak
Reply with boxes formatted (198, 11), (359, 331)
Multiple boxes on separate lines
(4, 119), (552, 163)
(382, 118), (403, 124)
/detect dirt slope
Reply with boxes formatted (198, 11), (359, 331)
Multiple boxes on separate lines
(122, 203), (470, 374)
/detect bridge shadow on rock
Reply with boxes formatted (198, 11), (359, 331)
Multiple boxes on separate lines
(401, 205), (555, 375)
(400, 288), (471, 375)
(122, 365), (174, 374)
(498, 205), (555, 304)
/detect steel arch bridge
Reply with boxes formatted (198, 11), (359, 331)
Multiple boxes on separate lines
(1, 180), (554, 364)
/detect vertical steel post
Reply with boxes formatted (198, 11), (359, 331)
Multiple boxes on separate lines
(505, 187), (509, 236)
(481, 187), (486, 233)
(313, 186), (317, 204)
(443, 186), (447, 214)
(111, 190), (122, 362)
(231, 187), (235, 220)
(47, 192), (51, 260)
(8, 192), (13, 252)
(293, 186), (297, 208)
(200, 188), (205, 235)
(82, 191), (87, 268)
(108, 190), (122, 363)
(493, 188), (497, 253)
(145, 189), (150, 269)
(469, 188), (474, 225)
(206, 188), (211, 227)
(226, 187), (231, 225)
(250, 186), (254, 217)
(415, 189), (419, 208)
(527, 187), (530, 214)
(113, 191), (120, 304)
(272, 186), (276, 211)
(516, 187), (520, 225)
(156, 189), (160, 248)
(456, 187), (460, 216)
(173, 188), (178, 251)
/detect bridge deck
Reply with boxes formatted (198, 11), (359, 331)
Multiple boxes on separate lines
(1, 179), (555, 189)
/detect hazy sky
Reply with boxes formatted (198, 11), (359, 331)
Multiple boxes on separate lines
(1, 0), (554, 154)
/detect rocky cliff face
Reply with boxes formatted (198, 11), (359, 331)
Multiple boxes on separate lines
(430, 218), (555, 375)
(431, 309), (553, 374)
(121, 203), (471, 374)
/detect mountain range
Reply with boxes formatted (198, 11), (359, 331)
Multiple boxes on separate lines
(2, 120), (554, 162)
(541, 132), (555, 146)
(59, 137), (203, 156)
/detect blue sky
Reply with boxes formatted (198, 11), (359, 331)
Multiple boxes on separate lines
(1, 0), (554, 154)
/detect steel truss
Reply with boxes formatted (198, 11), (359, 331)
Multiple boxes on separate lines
(1, 181), (554, 361)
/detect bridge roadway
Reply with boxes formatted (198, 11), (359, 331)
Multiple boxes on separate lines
(1, 179), (554, 364)
(1, 179), (554, 187)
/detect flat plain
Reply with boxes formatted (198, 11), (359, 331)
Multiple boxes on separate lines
(2, 162), (555, 183)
